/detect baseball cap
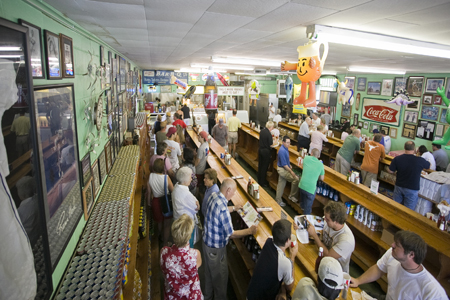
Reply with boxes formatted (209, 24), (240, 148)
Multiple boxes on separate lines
(166, 127), (177, 137)
(318, 257), (344, 290)
(219, 119), (224, 124)
(199, 131), (208, 140)
(372, 129), (380, 134)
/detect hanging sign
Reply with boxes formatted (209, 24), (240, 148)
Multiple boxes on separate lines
(217, 87), (245, 96)
(142, 70), (188, 85)
(362, 98), (402, 126)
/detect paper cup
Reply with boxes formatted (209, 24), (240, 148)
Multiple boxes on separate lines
(342, 272), (351, 287)
(290, 234), (297, 247)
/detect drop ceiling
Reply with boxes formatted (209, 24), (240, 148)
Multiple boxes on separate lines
(44, 0), (450, 74)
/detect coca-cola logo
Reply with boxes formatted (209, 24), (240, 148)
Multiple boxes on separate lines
(363, 105), (398, 123)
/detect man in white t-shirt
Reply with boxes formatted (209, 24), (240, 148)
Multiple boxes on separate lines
(307, 201), (355, 273)
(163, 127), (182, 172)
(269, 102), (276, 120)
(312, 112), (321, 128)
(350, 230), (447, 300)
(418, 145), (436, 171)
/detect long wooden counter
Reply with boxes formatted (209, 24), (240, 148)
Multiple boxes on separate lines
(238, 124), (450, 296)
(187, 128), (359, 300)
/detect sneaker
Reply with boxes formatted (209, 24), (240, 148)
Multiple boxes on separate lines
(279, 202), (286, 207)
(289, 196), (299, 203)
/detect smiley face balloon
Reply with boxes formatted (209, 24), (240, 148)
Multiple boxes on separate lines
(281, 40), (328, 109)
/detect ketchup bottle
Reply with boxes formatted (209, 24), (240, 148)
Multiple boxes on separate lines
(315, 247), (324, 273)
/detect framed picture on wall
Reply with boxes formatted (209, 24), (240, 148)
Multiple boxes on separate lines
(100, 45), (104, 66)
(367, 82), (381, 95)
(421, 106), (439, 121)
(91, 159), (100, 199)
(425, 78), (445, 93)
(104, 140), (111, 173)
(342, 102), (351, 118)
(358, 121), (363, 128)
(355, 93), (361, 111)
(402, 123), (417, 139)
(406, 98), (420, 111)
(406, 76), (424, 97)
(80, 152), (92, 188)
(389, 128), (397, 139)
(440, 108), (447, 124)
(60, 34), (74, 78)
(434, 95), (443, 105)
(380, 125), (390, 136)
(98, 149), (107, 184)
(82, 178), (94, 220)
(19, 19), (45, 79)
(340, 117), (347, 124)
(345, 76), (355, 89)
(393, 77), (407, 94)
(44, 30), (62, 79)
(436, 124), (444, 137)
(357, 77), (366, 91)
(404, 110), (419, 124)
(422, 94), (433, 105)
(353, 114), (359, 126)
(416, 120), (435, 141)
(381, 79), (393, 96)
(363, 121), (369, 129)
(369, 123), (379, 133)
(446, 78), (450, 99)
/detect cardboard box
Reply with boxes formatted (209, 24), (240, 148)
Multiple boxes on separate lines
(381, 227), (397, 246)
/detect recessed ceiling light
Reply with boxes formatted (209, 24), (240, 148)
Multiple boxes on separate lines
(211, 56), (281, 67)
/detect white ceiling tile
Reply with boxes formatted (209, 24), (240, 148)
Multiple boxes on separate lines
(89, 0), (144, 4)
(147, 21), (194, 38)
(207, 0), (288, 18)
(216, 29), (273, 44)
(264, 26), (307, 42)
(148, 36), (183, 48)
(392, 3), (450, 25)
(188, 12), (255, 37)
(242, 3), (336, 32)
(143, 0), (214, 24)
(290, 0), (371, 10)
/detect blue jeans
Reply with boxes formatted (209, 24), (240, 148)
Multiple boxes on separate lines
(300, 188), (315, 215)
(393, 186), (419, 210)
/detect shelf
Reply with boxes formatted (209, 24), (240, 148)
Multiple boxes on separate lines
(377, 177), (395, 185)
(232, 238), (256, 276)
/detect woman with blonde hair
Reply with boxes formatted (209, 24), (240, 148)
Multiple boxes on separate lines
(160, 214), (203, 300)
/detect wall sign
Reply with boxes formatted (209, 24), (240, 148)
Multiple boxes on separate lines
(142, 70), (188, 85)
(217, 86), (245, 96)
(361, 98), (402, 126)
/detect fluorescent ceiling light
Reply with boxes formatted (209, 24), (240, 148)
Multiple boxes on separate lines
(212, 56), (281, 67)
(235, 72), (268, 76)
(307, 25), (450, 59)
(321, 71), (337, 76)
(0, 55), (21, 58)
(0, 47), (21, 51)
(191, 63), (254, 71)
(348, 66), (405, 75)
(176, 68), (227, 73)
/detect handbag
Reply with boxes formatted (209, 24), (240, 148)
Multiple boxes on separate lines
(160, 175), (173, 217)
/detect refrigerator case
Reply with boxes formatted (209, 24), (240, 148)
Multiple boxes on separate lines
(249, 94), (278, 128)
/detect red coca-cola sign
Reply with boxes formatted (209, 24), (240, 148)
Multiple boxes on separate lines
(363, 105), (398, 123)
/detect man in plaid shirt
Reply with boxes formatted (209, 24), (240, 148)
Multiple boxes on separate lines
(202, 178), (257, 300)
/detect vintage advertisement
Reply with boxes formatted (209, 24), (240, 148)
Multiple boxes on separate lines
(361, 98), (402, 126)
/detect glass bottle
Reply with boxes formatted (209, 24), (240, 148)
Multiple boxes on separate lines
(315, 247), (324, 273)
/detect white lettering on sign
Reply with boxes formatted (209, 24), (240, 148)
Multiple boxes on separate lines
(217, 87), (245, 96)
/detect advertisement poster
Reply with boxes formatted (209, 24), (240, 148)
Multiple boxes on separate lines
(361, 98), (402, 126)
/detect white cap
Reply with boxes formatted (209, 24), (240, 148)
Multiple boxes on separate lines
(318, 257), (344, 290)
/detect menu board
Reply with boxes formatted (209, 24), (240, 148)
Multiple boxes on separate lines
(81, 153), (92, 187)
(237, 201), (262, 227)
(98, 149), (107, 183)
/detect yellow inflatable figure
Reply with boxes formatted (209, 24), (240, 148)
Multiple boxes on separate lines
(248, 79), (260, 106)
(281, 40), (328, 108)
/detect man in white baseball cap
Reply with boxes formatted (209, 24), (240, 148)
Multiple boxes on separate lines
(292, 257), (344, 300)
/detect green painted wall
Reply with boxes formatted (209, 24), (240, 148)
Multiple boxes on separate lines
(335, 73), (450, 155)
(0, 0), (139, 296)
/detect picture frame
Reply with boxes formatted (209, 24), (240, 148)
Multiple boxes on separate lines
(422, 94), (433, 105)
(119, 56), (126, 92)
(363, 121), (369, 129)
(100, 45), (104, 66)
(367, 82), (381, 95)
(19, 19), (45, 79)
(82, 178), (94, 220)
(91, 159), (100, 199)
(104, 140), (111, 173)
(107, 113), (113, 137)
(80, 152), (92, 187)
(355, 93), (361, 111)
(44, 30), (62, 79)
(98, 149), (107, 184)
(340, 117), (347, 124)
(357, 77), (366, 91)
(406, 98), (420, 111)
(380, 125), (390, 136)
(353, 114), (359, 126)
(106, 51), (112, 87)
(434, 95), (443, 105)
(59, 34), (74, 78)
(406, 76), (424, 97)
(440, 108), (448, 124)
(381, 79), (393, 96)
(358, 121), (363, 128)
(106, 88), (112, 115)
(404, 110), (419, 124)
(345, 76), (355, 89)
(341, 102), (351, 118)
(416, 120), (435, 141)
(393, 77), (407, 94)
(436, 124), (444, 137)
(425, 78), (445, 94)
(369, 123), (379, 133)
(389, 127), (397, 139)
(421, 106), (439, 121)
(402, 123), (417, 139)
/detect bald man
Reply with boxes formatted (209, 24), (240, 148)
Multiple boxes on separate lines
(203, 178), (257, 300)
(297, 117), (312, 151)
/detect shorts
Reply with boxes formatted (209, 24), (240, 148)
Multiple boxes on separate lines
(228, 131), (238, 144)
(151, 196), (172, 223)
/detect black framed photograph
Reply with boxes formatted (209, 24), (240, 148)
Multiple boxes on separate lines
(393, 77), (407, 94)
(344, 76), (355, 89)
(358, 121), (363, 128)
(106, 51), (112, 87)
(98, 149), (107, 184)
(104, 140), (111, 174)
(59, 34), (74, 78)
(404, 110), (419, 124)
(421, 106), (439, 122)
(80, 152), (92, 187)
(91, 159), (100, 199)
(106, 88), (112, 115)
(43, 30), (62, 79)
(406, 98), (420, 111)
(380, 125), (390, 136)
(422, 94), (433, 105)
(82, 178), (94, 220)
(402, 123), (417, 139)
(340, 117), (347, 124)
(367, 82), (381, 95)
(34, 83), (83, 269)
(425, 78), (445, 94)
(406, 76), (424, 97)
(357, 77), (366, 91)
(416, 120), (435, 141)
(19, 19), (44, 79)
(353, 113), (359, 126)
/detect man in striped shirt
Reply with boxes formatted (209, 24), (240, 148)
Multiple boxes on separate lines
(203, 178), (256, 300)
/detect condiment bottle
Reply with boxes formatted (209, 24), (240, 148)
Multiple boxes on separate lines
(247, 177), (252, 194)
(437, 212), (447, 231)
(315, 247), (324, 273)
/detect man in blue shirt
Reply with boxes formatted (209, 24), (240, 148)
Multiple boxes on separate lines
(276, 136), (299, 207)
(203, 178), (257, 300)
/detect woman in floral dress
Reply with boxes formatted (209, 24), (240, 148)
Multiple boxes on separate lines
(160, 214), (203, 299)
